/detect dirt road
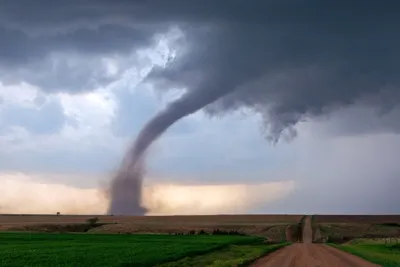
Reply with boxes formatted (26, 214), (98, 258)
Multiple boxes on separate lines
(252, 216), (380, 267)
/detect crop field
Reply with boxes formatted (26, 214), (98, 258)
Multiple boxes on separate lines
(0, 215), (298, 266)
(0, 232), (276, 267)
(329, 238), (400, 267)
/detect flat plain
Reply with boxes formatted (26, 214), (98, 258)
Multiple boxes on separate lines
(314, 215), (400, 224)
(0, 214), (303, 242)
(1, 214), (400, 266)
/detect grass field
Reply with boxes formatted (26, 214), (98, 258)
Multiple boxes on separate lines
(329, 238), (400, 267)
(0, 232), (278, 267)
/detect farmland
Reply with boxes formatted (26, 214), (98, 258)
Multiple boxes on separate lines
(314, 215), (400, 224)
(0, 232), (273, 267)
(0, 214), (303, 226)
(0, 214), (303, 242)
(0, 214), (302, 266)
(1, 214), (400, 266)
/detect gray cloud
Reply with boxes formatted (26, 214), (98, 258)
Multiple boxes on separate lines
(0, 23), (160, 93)
(311, 105), (400, 137)
(1, 2), (399, 151)
(0, 0), (168, 93)
(2, 2), (400, 135)
(1, 0), (388, 139)
(148, 19), (400, 140)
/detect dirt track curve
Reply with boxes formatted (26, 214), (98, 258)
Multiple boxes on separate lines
(251, 216), (380, 267)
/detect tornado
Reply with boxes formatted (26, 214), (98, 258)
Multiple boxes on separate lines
(108, 87), (233, 215)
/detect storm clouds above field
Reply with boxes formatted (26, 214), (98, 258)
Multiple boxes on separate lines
(1, 0), (400, 214)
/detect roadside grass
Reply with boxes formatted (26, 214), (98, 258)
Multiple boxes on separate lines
(328, 238), (400, 267)
(157, 242), (291, 267)
(0, 232), (264, 267)
(318, 223), (400, 244)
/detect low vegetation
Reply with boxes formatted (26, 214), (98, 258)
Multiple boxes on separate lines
(157, 242), (290, 267)
(329, 238), (400, 267)
(0, 232), (277, 267)
(314, 222), (400, 244)
(6, 222), (107, 233)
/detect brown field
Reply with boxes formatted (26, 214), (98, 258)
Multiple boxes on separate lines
(317, 223), (400, 242)
(312, 215), (400, 244)
(0, 214), (303, 225)
(2, 214), (400, 244)
(0, 214), (303, 241)
(314, 215), (400, 224)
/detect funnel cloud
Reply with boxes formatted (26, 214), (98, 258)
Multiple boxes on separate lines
(108, 82), (236, 214)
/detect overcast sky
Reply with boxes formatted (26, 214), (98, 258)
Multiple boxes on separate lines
(1, 0), (399, 215)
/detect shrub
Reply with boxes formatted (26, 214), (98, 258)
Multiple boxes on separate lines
(86, 217), (99, 226)
(211, 229), (246, 236)
(197, 230), (207, 235)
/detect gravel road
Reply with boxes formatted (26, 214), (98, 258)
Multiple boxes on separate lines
(251, 216), (380, 267)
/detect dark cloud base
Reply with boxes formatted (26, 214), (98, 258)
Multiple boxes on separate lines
(1, 1), (399, 138)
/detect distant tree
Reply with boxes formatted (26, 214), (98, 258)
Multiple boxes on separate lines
(188, 230), (196, 235)
(56, 212), (60, 216)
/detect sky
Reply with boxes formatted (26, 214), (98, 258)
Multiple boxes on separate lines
(0, 1), (399, 215)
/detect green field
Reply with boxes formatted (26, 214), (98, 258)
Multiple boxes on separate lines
(0, 232), (279, 267)
(329, 239), (400, 267)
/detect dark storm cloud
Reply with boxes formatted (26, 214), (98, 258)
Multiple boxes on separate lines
(1, 0), (400, 137)
(147, 15), (400, 140)
(0, 0), (168, 93)
(0, 23), (159, 64)
(0, 22), (161, 93)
